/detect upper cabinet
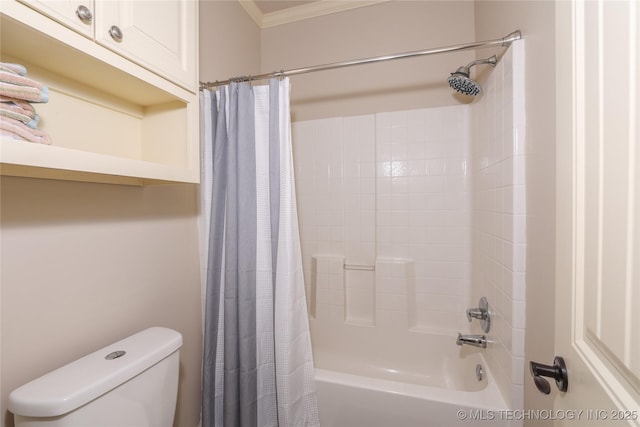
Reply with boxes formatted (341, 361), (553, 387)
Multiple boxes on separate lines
(17, 0), (196, 90)
(1, 0), (199, 185)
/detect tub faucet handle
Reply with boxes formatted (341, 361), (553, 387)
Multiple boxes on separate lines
(465, 297), (491, 332)
(466, 307), (487, 322)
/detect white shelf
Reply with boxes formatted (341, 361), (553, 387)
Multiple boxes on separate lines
(1, 138), (197, 185)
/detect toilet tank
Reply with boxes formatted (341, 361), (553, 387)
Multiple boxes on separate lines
(8, 327), (182, 427)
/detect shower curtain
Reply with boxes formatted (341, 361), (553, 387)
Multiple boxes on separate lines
(200, 79), (320, 427)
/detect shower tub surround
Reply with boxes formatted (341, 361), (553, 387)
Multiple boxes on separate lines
(470, 41), (527, 409)
(292, 41), (525, 425)
(294, 105), (471, 334)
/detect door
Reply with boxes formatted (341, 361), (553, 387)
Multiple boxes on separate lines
(555, 0), (640, 425)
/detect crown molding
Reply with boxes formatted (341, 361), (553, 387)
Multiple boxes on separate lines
(239, 0), (390, 29)
(238, 1), (265, 27)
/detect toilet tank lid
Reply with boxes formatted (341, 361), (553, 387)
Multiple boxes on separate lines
(8, 327), (182, 418)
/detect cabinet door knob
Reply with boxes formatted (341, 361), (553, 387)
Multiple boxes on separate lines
(109, 25), (123, 42)
(75, 5), (93, 24)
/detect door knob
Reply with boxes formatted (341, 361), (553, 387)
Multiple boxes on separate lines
(529, 356), (568, 394)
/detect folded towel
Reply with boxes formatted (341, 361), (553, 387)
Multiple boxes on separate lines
(0, 64), (49, 103)
(0, 116), (51, 145)
(0, 82), (48, 103)
(0, 95), (37, 117)
(0, 70), (49, 103)
(0, 70), (45, 90)
(0, 96), (39, 128)
(0, 63), (27, 76)
(0, 64), (51, 144)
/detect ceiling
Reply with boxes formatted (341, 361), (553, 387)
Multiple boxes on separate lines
(243, 0), (388, 28)
(253, 1), (318, 15)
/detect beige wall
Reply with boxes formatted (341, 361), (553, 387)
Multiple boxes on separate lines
(474, 0), (556, 420)
(0, 178), (202, 427)
(199, 0), (262, 83)
(260, 1), (476, 122)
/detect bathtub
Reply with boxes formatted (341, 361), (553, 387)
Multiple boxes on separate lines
(311, 328), (509, 427)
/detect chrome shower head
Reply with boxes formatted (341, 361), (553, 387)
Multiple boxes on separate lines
(448, 55), (497, 96)
(448, 73), (482, 96)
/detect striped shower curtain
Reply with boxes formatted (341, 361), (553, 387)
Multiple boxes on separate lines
(200, 79), (319, 427)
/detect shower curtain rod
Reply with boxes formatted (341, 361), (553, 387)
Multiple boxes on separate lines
(199, 30), (521, 90)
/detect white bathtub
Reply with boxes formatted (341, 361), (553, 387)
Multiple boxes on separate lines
(312, 329), (509, 427)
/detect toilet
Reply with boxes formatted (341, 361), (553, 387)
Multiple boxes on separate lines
(8, 327), (182, 427)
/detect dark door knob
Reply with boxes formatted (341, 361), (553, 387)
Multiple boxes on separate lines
(530, 356), (568, 394)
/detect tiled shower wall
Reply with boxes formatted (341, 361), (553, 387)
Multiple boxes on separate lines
(470, 40), (526, 409)
(375, 107), (471, 332)
(293, 106), (472, 334)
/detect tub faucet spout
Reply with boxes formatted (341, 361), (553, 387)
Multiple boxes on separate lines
(456, 333), (487, 348)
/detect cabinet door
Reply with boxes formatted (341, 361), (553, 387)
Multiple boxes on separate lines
(95, 0), (196, 91)
(17, 0), (95, 37)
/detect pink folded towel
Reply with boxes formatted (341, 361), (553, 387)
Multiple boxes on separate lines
(0, 68), (49, 103)
(0, 63), (51, 144)
(0, 96), (39, 128)
(0, 116), (51, 145)
(0, 81), (48, 103)
(0, 63), (27, 76)
(0, 70), (45, 90)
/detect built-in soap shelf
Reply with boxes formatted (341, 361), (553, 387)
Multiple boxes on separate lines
(309, 255), (345, 320)
(309, 255), (414, 329)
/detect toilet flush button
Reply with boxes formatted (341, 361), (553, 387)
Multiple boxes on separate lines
(105, 351), (126, 360)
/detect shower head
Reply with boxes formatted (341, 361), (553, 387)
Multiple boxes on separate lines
(448, 55), (497, 96)
(448, 73), (482, 96)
